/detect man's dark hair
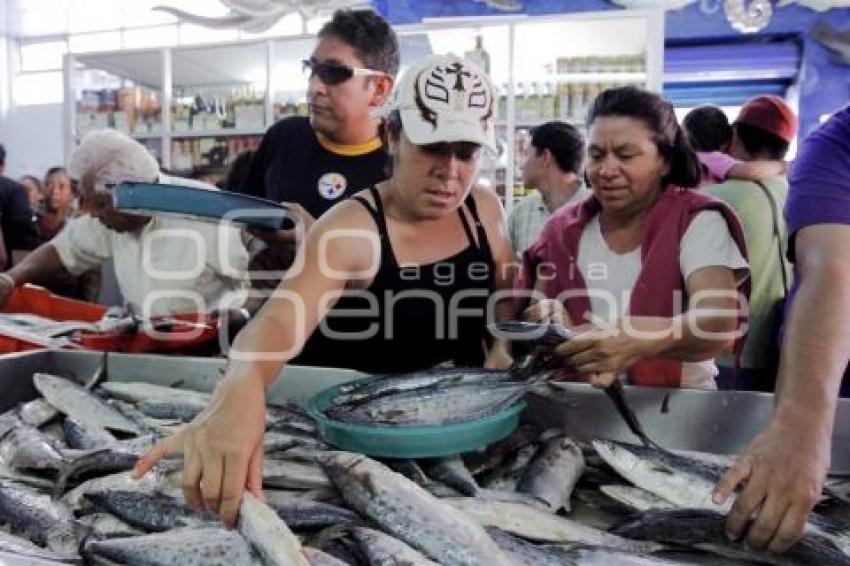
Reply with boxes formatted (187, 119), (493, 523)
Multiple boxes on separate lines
(733, 122), (790, 160)
(682, 105), (732, 153)
(530, 121), (584, 174)
(0, 143), (6, 166)
(319, 9), (399, 77)
(587, 86), (702, 189)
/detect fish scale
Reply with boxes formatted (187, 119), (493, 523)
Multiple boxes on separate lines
(34, 373), (140, 435)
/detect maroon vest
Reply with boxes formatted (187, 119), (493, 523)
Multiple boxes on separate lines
(518, 187), (750, 387)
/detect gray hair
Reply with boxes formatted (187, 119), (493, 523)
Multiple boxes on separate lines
(68, 129), (159, 192)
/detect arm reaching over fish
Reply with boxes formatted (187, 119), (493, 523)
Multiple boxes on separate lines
(713, 107), (850, 554)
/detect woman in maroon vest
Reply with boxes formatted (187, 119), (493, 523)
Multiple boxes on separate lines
(518, 86), (750, 389)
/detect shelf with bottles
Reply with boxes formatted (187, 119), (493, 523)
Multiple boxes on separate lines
(75, 86), (163, 141)
(171, 85), (266, 135)
(169, 134), (262, 176)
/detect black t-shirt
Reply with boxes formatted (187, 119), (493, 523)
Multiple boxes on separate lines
(0, 176), (40, 256)
(239, 116), (389, 220)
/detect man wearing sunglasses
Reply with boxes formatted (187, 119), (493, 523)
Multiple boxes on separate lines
(239, 9), (398, 294)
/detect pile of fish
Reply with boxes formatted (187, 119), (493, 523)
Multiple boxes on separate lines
(4, 369), (850, 565)
(324, 368), (530, 426)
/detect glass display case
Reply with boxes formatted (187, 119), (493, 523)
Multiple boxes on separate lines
(66, 7), (663, 207)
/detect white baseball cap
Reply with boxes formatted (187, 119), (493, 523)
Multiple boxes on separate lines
(373, 53), (496, 153)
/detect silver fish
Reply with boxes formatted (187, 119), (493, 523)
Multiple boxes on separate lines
(517, 433), (585, 513)
(136, 399), (207, 422)
(593, 440), (850, 555)
(302, 546), (350, 566)
(0, 479), (86, 558)
(444, 498), (659, 554)
(486, 526), (575, 566)
(463, 423), (541, 476)
(328, 382), (525, 426)
(263, 491), (360, 529)
(349, 526), (440, 565)
(264, 459), (331, 490)
(317, 451), (512, 565)
(0, 424), (67, 472)
(19, 399), (59, 428)
(62, 415), (117, 450)
(333, 367), (511, 406)
(34, 373), (140, 434)
(239, 491), (310, 566)
(98, 381), (211, 405)
(600, 485), (676, 512)
(423, 455), (479, 497)
(84, 527), (263, 565)
(62, 468), (181, 512)
(77, 511), (143, 538)
(482, 443), (539, 491)
(55, 446), (143, 495)
(84, 489), (216, 532)
(0, 529), (72, 560)
(611, 508), (850, 566)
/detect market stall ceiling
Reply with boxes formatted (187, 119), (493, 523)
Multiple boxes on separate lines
(76, 43), (269, 90)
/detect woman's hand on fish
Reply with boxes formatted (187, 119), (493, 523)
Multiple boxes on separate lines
(713, 416), (829, 553)
(553, 322), (648, 386)
(131, 373), (268, 528)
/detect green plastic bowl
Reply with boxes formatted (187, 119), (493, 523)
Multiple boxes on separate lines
(307, 378), (526, 458)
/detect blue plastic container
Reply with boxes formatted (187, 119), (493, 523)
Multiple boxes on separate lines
(307, 378), (525, 458)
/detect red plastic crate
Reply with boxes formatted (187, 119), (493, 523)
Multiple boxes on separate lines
(0, 284), (220, 355)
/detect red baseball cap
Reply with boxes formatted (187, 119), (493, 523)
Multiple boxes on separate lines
(734, 95), (797, 143)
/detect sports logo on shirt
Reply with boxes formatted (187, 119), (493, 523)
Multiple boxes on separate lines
(317, 172), (347, 200)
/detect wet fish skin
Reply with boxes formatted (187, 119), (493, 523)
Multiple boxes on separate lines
(463, 423), (540, 476)
(263, 491), (361, 529)
(611, 508), (850, 566)
(34, 373), (141, 435)
(83, 527), (263, 566)
(328, 382), (526, 426)
(600, 485), (676, 512)
(517, 433), (584, 513)
(482, 443), (539, 491)
(486, 526), (574, 566)
(0, 479), (86, 557)
(19, 398), (59, 427)
(423, 455), (479, 497)
(302, 546), (351, 566)
(84, 489), (216, 532)
(98, 381), (210, 405)
(349, 526), (440, 565)
(54, 447), (142, 496)
(62, 416), (116, 450)
(136, 399), (206, 422)
(317, 451), (513, 565)
(383, 459), (429, 485)
(238, 491), (310, 566)
(62, 468), (181, 512)
(444, 498), (659, 554)
(333, 367), (512, 406)
(77, 511), (143, 539)
(0, 424), (67, 472)
(263, 459), (331, 490)
(0, 529), (73, 563)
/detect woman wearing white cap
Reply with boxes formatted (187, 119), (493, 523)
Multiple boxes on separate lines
(134, 54), (516, 526)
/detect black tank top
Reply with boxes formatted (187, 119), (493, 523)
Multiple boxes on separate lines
(293, 186), (495, 373)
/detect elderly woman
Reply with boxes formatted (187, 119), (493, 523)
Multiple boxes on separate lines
(0, 129), (249, 316)
(134, 54), (515, 525)
(519, 86), (750, 390)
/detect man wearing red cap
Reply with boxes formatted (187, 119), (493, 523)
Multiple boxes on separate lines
(704, 94), (797, 391)
(715, 104), (850, 553)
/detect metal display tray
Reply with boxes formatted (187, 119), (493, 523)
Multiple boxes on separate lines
(2, 349), (849, 474)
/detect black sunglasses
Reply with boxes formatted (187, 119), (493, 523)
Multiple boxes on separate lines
(302, 58), (384, 86)
(419, 142), (481, 162)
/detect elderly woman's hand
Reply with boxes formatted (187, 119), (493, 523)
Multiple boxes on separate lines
(553, 321), (653, 387)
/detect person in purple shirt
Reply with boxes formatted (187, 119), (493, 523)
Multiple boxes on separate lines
(714, 104), (850, 553)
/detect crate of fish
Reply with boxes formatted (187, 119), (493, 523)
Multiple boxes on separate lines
(4, 349), (850, 565)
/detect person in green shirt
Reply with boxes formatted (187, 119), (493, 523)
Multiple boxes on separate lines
(703, 95), (797, 390)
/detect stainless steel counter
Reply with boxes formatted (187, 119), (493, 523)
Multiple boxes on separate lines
(2, 350), (849, 473)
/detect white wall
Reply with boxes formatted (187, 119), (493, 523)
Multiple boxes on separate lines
(1, 103), (66, 178)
